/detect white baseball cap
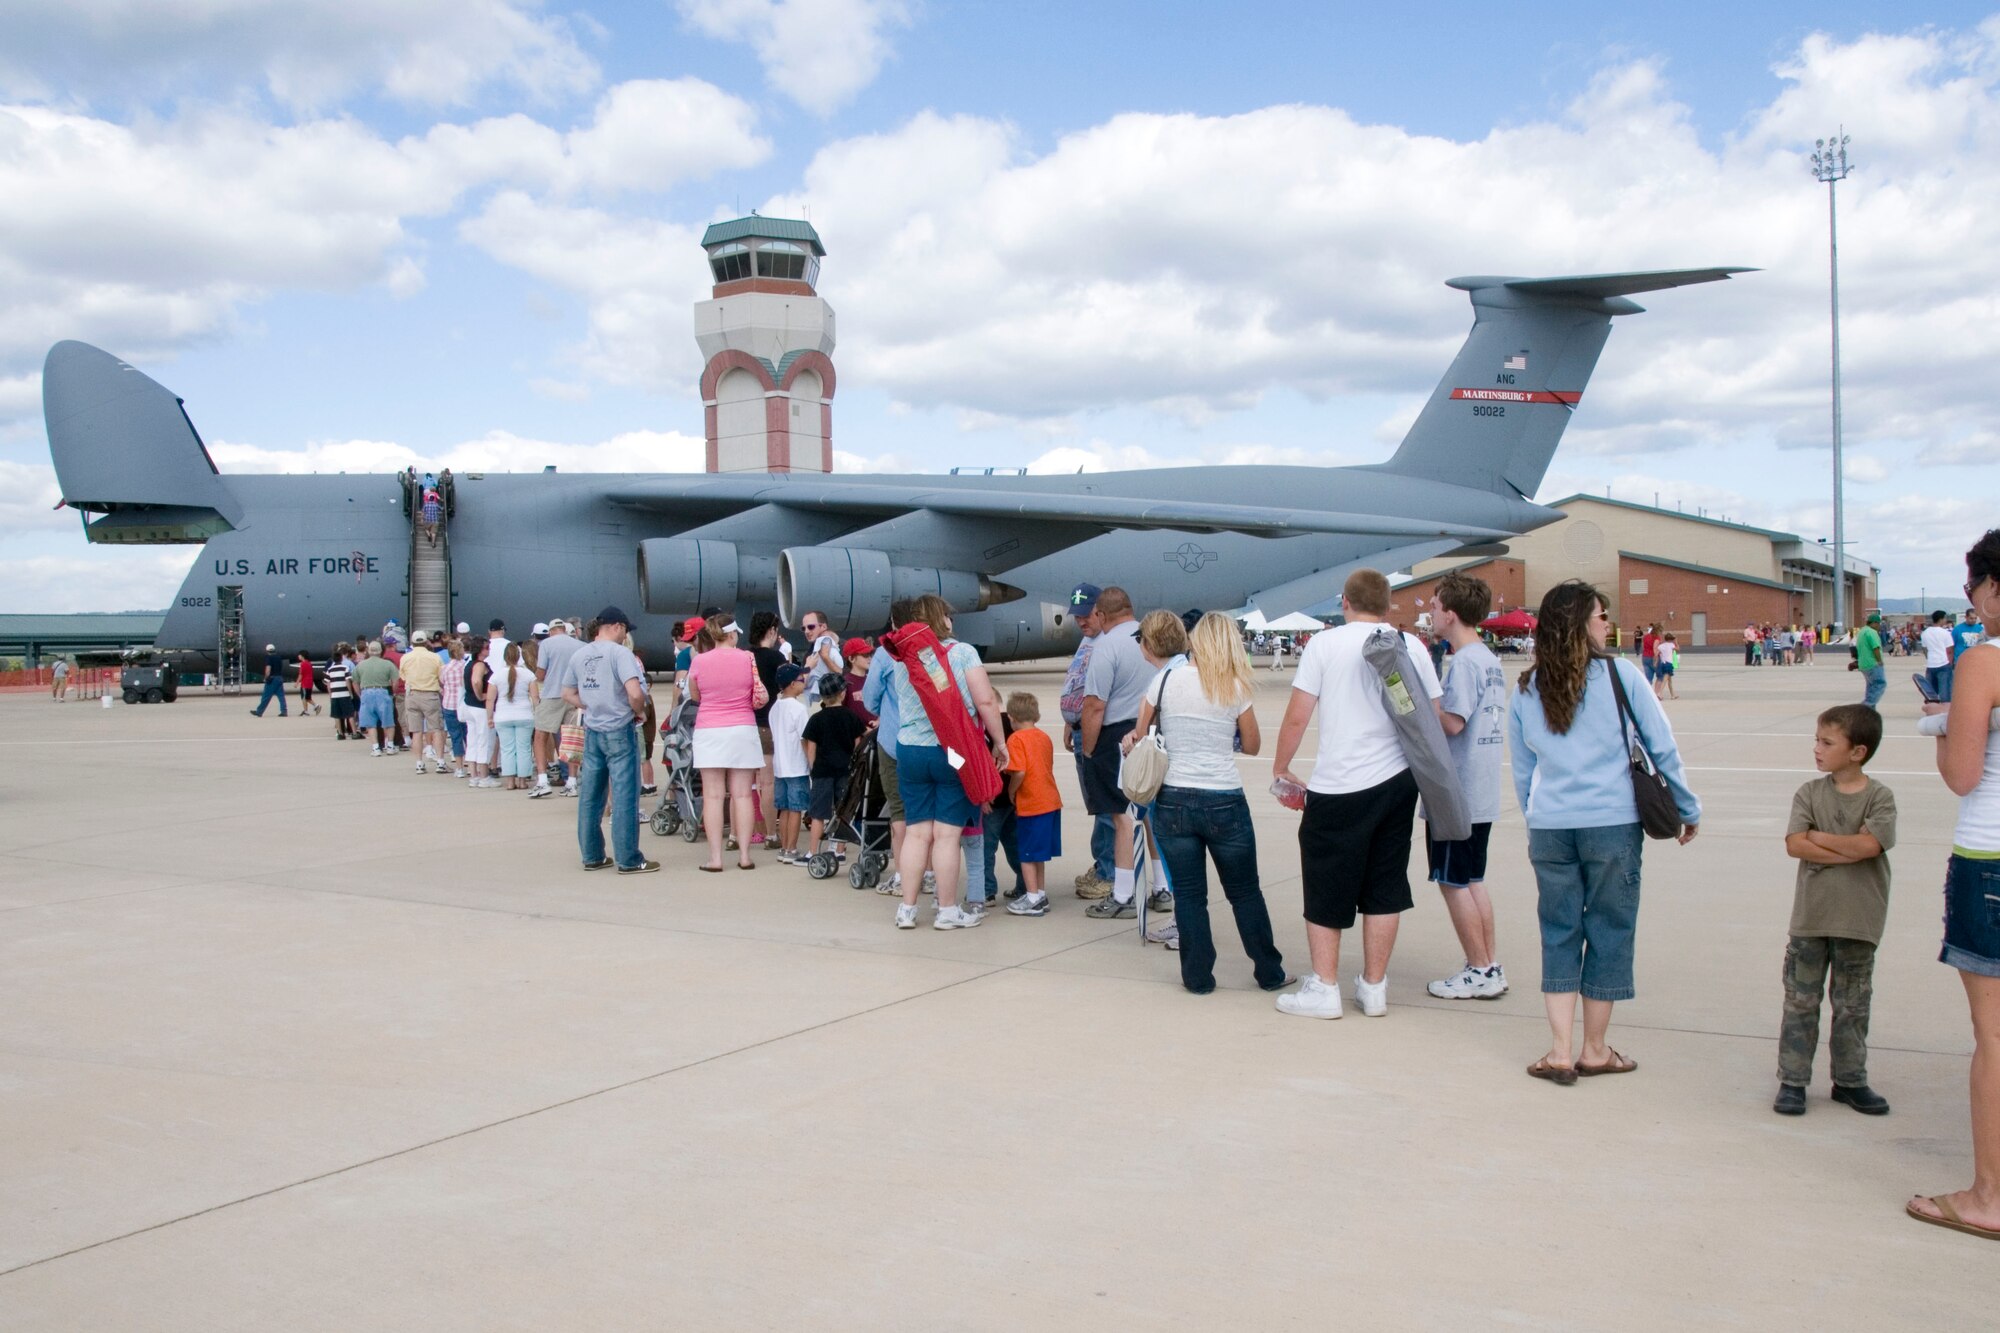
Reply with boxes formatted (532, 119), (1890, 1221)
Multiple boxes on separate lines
(532, 622), (550, 636)
(265, 643), (276, 652)
(455, 622), (470, 634)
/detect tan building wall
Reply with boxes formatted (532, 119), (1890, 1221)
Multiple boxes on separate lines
(1406, 496), (1867, 629)
(1389, 558), (1527, 631)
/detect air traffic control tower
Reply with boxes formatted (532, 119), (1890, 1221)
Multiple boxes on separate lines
(695, 216), (837, 474)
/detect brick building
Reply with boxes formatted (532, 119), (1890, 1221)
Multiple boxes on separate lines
(1388, 557), (1526, 629)
(1402, 495), (1879, 649)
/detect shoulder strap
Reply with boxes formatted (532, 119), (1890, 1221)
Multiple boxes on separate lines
(1150, 668), (1173, 733)
(1604, 658), (1653, 767)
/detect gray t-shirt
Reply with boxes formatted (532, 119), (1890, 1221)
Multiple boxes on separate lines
(560, 639), (643, 732)
(1083, 620), (1151, 724)
(536, 633), (582, 693)
(1439, 639), (1508, 823)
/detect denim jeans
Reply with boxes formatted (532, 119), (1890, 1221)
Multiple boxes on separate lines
(1151, 786), (1286, 993)
(577, 723), (641, 868)
(1529, 822), (1644, 1001)
(983, 803), (1022, 898)
(1861, 665), (1886, 708)
(1927, 664), (1955, 704)
(252, 675), (288, 716)
(442, 708), (466, 758)
(962, 823), (989, 903)
(1091, 814), (1115, 879)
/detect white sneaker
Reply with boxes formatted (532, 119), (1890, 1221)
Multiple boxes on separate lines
(894, 904), (918, 929)
(933, 904), (984, 930)
(1482, 964), (1509, 997)
(920, 870), (936, 895)
(1428, 965), (1486, 1000)
(876, 873), (901, 896)
(371, 744), (383, 756)
(1354, 974), (1389, 1017)
(564, 779), (578, 798)
(416, 759), (428, 773)
(1275, 974), (1342, 1019)
(423, 745), (437, 761)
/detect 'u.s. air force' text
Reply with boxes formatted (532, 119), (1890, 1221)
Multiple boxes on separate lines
(212, 555), (381, 576)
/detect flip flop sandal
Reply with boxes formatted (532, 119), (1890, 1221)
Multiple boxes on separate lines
(1576, 1050), (1638, 1076)
(1528, 1057), (1578, 1086)
(698, 865), (725, 874)
(1907, 1195), (2000, 1241)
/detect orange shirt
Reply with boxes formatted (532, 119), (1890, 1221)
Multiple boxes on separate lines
(1005, 726), (1061, 816)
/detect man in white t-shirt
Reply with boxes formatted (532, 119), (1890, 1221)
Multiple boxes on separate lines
(1921, 609), (1958, 702)
(1271, 568), (1443, 1020)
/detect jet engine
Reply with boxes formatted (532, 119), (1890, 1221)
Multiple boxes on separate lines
(637, 538), (784, 614)
(777, 546), (1023, 632)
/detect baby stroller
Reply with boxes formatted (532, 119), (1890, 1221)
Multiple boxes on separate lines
(649, 694), (704, 842)
(806, 729), (895, 889)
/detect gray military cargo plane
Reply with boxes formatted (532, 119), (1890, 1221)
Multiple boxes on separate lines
(43, 266), (1748, 667)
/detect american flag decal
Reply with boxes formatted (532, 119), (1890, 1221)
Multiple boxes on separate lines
(1503, 352), (1528, 370)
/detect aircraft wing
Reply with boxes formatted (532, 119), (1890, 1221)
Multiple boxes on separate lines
(605, 476), (1511, 544)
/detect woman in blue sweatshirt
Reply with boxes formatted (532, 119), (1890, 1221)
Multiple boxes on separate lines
(1509, 581), (1701, 1085)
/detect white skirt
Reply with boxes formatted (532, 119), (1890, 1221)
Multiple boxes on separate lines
(694, 724), (763, 771)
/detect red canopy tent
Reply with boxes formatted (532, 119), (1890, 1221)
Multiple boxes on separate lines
(1481, 609), (1538, 635)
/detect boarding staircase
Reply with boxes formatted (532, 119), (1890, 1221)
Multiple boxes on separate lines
(402, 471), (455, 639)
(216, 585), (246, 694)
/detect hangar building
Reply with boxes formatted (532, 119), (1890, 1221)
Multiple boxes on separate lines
(1395, 494), (1879, 647)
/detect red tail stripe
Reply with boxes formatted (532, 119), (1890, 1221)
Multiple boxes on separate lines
(1450, 389), (1582, 404)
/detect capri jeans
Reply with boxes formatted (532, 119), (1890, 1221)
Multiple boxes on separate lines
(1529, 822), (1644, 1002)
(496, 720), (535, 778)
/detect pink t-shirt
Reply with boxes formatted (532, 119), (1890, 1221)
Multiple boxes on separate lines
(686, 646), (759, 728)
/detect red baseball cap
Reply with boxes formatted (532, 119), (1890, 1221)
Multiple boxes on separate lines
(679, 616), (706, 642)
(843, 637), (872, 657)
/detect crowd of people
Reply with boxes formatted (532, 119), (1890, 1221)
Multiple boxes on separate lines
(242, 526), (2000, 1241)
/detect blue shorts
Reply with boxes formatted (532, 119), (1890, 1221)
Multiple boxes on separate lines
(1942, 854), (2000, 978)
(808, 773), (844, 823)
(775, 776), (811, 813)
(897, 743), (975, 828)
(357, 687), (395, 730)
(1015, 810), (1062, 863)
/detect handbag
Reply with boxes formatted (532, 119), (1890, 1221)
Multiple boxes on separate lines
(1118, 669), (1173, 806)
(1605, 659), (1683, 840)
(558, 721), (586, 766)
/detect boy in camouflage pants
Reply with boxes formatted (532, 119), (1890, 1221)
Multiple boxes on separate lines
(1775, 704), (1898, 1117)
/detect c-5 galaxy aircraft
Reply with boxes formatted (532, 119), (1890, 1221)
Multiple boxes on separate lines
(43, 266), (1747, 667)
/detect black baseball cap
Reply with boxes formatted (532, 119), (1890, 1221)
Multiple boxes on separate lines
(488, 618), (505, 631)
(596, 605), (632, 628)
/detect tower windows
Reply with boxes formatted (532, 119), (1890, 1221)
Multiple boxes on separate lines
(710, 243), (752, 283)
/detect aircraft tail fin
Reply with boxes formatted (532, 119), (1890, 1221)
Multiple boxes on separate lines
(1377, 268), (1752, 498)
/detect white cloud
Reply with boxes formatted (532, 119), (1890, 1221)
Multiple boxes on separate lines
(0, 459), (69, 532)
(0, 83), (764, 422)
(0, 0), (600, 110)
(0, 550), (200, 614)
(678, 0), (912, 114)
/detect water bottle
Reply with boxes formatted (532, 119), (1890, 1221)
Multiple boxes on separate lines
(1269, 775), (1306, 811)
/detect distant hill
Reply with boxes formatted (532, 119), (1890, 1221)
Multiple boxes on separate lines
(1877, 596), (1967, 615)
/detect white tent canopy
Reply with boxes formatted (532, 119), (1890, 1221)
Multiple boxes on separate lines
(1238, 609), (1326, 633)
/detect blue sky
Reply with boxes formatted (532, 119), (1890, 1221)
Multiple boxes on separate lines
(3, 1), (1997, 611)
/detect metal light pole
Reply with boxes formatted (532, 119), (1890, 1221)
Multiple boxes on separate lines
(1811, 129), (1852, 634)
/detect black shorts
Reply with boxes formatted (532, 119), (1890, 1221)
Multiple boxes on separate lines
(1078, 719), (1137, 816)
(1298, 768), (1420, 928)
(808, 773), (845, 822)
(1426, 821), (1493, 889)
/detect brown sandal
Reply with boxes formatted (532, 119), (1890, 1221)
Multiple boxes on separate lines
(1907, 1195), (2000, 1241)
(1528, 1056), (1578, 1086)
(1576, 1050), (1638, 1076)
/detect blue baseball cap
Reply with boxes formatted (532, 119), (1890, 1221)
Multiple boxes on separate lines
(776, 663), (808, 688)
(1069, 583), (1102, 616)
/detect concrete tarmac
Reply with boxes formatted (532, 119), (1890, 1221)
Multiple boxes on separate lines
(0, 655), (1987, 1328)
